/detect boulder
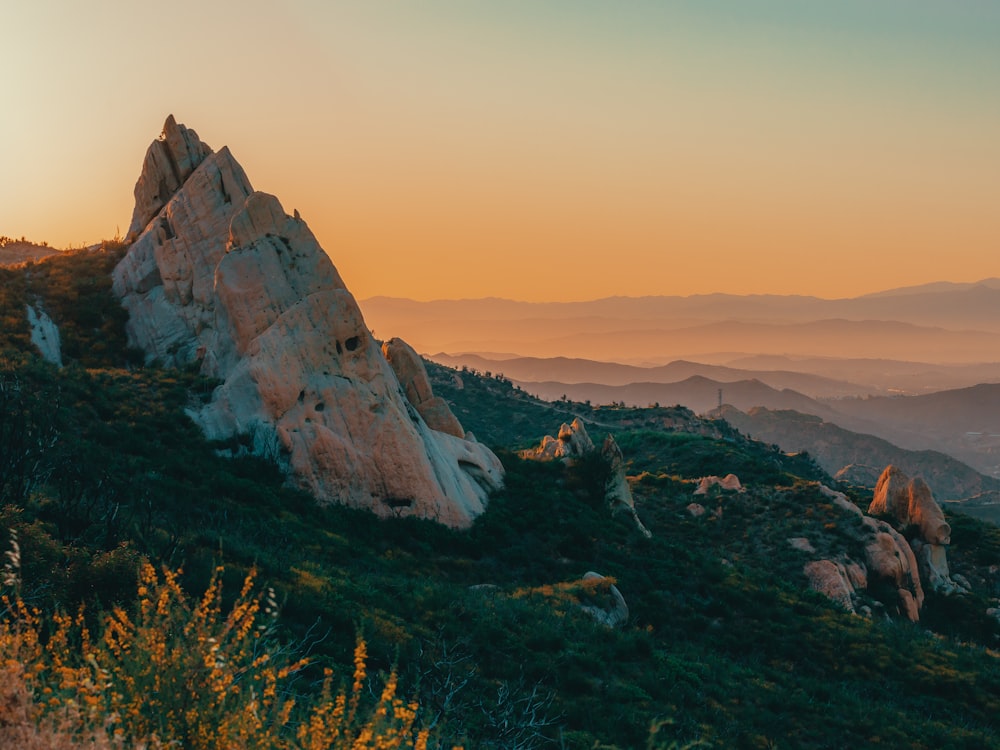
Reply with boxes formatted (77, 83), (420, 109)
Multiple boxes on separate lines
(804, 560), (856, 613)
(113, 116), (503, 528)
(520, 418), (593, 461)
(870, 466), (951, 545)
(686, 503), (706, 518)
(576, 572), (629, 629)
(693, 474), (742, 495)
(861, 518), (924, 621)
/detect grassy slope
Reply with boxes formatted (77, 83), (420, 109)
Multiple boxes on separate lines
(2, 250), (1000, 747)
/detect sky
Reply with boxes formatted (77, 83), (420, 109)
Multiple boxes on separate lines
(2, 1), (999, 302)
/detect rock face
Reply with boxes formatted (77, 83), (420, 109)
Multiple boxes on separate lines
(26, 305), (61, 367)
(804, 560), (856, 614)
(382, 338), (465, 439)
(113, 116), (503, 528)
(870, 466), (951, 545)
(522, 422), (650, 536)
(601, 435), (651, 538)
(869, 466), (964, 595)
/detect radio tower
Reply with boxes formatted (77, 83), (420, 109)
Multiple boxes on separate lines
(717, 388), (723, 410)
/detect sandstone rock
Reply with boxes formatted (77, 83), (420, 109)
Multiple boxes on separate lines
(870, 465), (951, 545)
(804, 560), (855, 613)
(113, 116), (503, 528)
(576, 572), (629, 629)
(382, 338), (465, 438)
(26, 305), (61, 367)
(693, 474), (742, 495)
(127, 115), (212, 240)
(863, 522), (924, 617)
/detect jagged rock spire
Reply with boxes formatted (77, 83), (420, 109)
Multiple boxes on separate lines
(113, 116), (503, 527)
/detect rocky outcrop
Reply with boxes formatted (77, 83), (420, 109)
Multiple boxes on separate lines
(870, 466), (951, 544)
(25, 305), (61, 367)
(601, 435), (651, 538)
(804, 560), (856, 613)
(869, 466), (964, 594)
(113, 116), (503, 528)
(522, 422), (649, 536)
(693, 474), (742, 495)
(520, 418), (594, 461)
(809, 483), (924, 621)
(382, 338), (465, 439)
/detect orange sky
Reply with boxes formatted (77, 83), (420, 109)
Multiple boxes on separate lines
(2, 2), (998, 301)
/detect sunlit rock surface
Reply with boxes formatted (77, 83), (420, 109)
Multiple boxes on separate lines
(113, 116), (503, 527)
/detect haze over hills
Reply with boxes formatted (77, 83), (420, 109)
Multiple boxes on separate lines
(360, 286), (1000, 480)
(360, 286), (1000, 364)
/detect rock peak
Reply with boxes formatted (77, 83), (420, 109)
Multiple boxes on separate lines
(127, 115), (213, 240)
(113, 117), (503, 527)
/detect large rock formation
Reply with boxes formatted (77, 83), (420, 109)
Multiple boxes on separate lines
(870, 466), (951, 544)
(601, 435), (651, 538)
(869, 466), (965, 595)
(113, 116), (503, 527)
(520, 418), (594, 461)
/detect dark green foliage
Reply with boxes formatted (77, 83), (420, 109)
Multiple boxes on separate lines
(4, 249), (1000, 747)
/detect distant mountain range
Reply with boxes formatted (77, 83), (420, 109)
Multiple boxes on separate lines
(360, 282), (1000, 364)
(718, 405), (1000, 501)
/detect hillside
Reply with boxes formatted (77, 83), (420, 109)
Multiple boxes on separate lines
(0, 236), (59, 266)
(718, 405), (1000, 503)
(428, 352), (877, 398)
(3, 251), (1000, 747)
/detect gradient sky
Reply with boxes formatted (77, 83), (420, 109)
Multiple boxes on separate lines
(2, 1), (998, 301)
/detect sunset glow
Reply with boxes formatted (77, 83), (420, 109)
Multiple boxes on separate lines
(2, 1), (998, 301)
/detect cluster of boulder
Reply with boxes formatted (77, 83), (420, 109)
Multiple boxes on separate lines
(799, 466), (968, 622)
(112, 117), (503, 528)
(521, 418), (650, 538)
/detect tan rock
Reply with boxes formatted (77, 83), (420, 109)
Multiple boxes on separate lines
(114, 116), (503, 528)
(863, 522), (925, 617)
(128, 115), (212, 240)
(870, 466), (951, 545)
(382, 338), (465, 438)
(687, 503), (707, 518)
(520, 418), (593, 461)
(804, 560), (855, 613)
(693, 474), (742, 495)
